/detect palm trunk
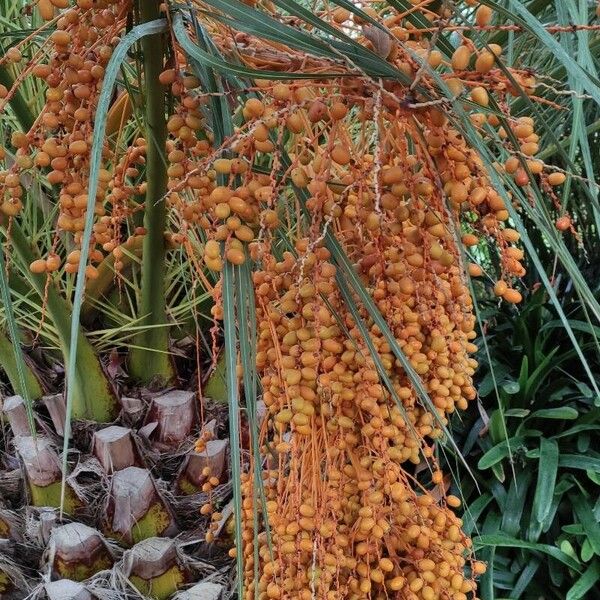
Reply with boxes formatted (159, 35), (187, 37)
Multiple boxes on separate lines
(128, 0), (175, 385)
(0, 329), (44, 400)
(3, 220), (119, 421)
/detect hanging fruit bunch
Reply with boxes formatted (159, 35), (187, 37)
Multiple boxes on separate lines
(0, 0), (152, 281)
(0, 0), (571, 599)
(178, 3), (564, 600)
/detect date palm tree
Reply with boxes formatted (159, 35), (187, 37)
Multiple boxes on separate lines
(0, 0), (599, 598)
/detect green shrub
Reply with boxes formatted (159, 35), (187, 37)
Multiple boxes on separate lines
(453, 290), (600, 599)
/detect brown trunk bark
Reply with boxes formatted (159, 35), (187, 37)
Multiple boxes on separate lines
(104, 467), (177, 545)
(178, 439), (228, 494)
(92, 426), (139, 473)
(121, 395), (145, 423)
(175, 582), (224, 600)
(45, 580), (92, 600)
(121, 537), (189, 599)
(3, 395), (34, 437)
(144, 390), (195, 449)
(15, 437), (80, 512)
(29, 507), (59, 546)
(41, 394), (67, 437)
(0, 509), (22, 543)
(15, 437), (61, 487)
(48, 523), (113, 581)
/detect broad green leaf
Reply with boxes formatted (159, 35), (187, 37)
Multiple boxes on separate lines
(479, 362), (512, 397)
(587, 471), (600, 486)
(517, 355), (529, 391)
(523, 347), (560, 401)
(576, 382), (594, 400)
(559, 455), (600, 472)
(553, 423), (600, 440)
(577, 433), (591, 454)
(566, 561), (600, 600)
(572, 496), (600, 557)
(462, 494), (494, 536)
(502, 381), (520, 395)
(501, 471), (532, 537)
(562, 540), (580, 562)
(511, 558), (542, 599)
(540, 320), (600, 338)
(582, 539), (595, 564)
(492, 462), (506, 484)
(489, 409), (511, 445)
(474, 534), (582, 571)
(532, 407), (580, 420)
(563, 525), (586, 535)
(504, 409), (530, 418)
(532, 438), (559, 523)
(478, 438), (526, 470)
